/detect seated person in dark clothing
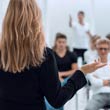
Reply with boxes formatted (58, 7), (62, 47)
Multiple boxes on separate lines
(0, 0), (107, 110)
(53, 33), (78, 81)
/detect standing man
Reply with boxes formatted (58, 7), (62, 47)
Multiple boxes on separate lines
(69, 11), (92, 63)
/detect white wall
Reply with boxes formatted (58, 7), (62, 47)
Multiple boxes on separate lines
(94, 0), (110, 37)
(37, 0), (49, 44)
(0, 0), (9, 33)
(0, 0), (47, 38)
(0, 0), (110, 44)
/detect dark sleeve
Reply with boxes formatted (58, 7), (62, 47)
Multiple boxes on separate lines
(69, 52), (77, 63)
(39, 48), (87, 108)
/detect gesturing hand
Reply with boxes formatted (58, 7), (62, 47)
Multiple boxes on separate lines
(80, 58), (107, 74)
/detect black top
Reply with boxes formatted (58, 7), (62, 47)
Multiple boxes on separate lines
(54, 51), (77, 72)
(0, 48), (87, 110)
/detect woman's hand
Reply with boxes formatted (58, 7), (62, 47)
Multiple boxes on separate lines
(80, 59), (107, 74)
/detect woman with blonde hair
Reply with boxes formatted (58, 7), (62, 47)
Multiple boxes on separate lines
(0, 0), (106, 110)
(84, 35), (101, 63)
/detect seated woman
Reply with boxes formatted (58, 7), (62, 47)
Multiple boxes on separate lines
(46, 33), (78, 110)
(0, 0), (107, 110)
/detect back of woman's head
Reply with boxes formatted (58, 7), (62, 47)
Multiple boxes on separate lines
(0, 0), (45, 73)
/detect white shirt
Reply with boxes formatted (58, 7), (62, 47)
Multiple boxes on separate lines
(108, 53), (110, 61)
(84, 50), (98, 63)
(72, 21), (90, 49)
(87, 62), (110, 95)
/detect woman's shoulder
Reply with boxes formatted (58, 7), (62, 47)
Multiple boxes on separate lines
(38, 47), (57, 74)
(43, 47), (56, 63)
(45, 47), (54, 57)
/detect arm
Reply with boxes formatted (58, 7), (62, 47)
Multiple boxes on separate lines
(59, 52), (78, 78)
(87, 74), (103, 87)
(39, 49), (87, 108)
(59, 63), (78, 78)
(87, 31), (93, 38)
(92, 75), (110, 86)
(85, 23), (93, 38)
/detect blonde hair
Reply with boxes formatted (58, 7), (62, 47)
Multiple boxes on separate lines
(90, 35), (101, 43)
(96, 38), (110, 47)
(0, 0), (45, 73)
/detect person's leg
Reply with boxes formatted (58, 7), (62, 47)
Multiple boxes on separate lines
(81, 49), (87, 64)
(45, 98), (54, 110)
(85, 93), (108, 110)
(45, 99), (64, 110)
(73, 48), (87, 64)
(73, 48), (81, 58)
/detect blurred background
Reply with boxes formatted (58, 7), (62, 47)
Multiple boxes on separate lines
(0, 0), (110, 110)
(1, 0), (110, 48)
